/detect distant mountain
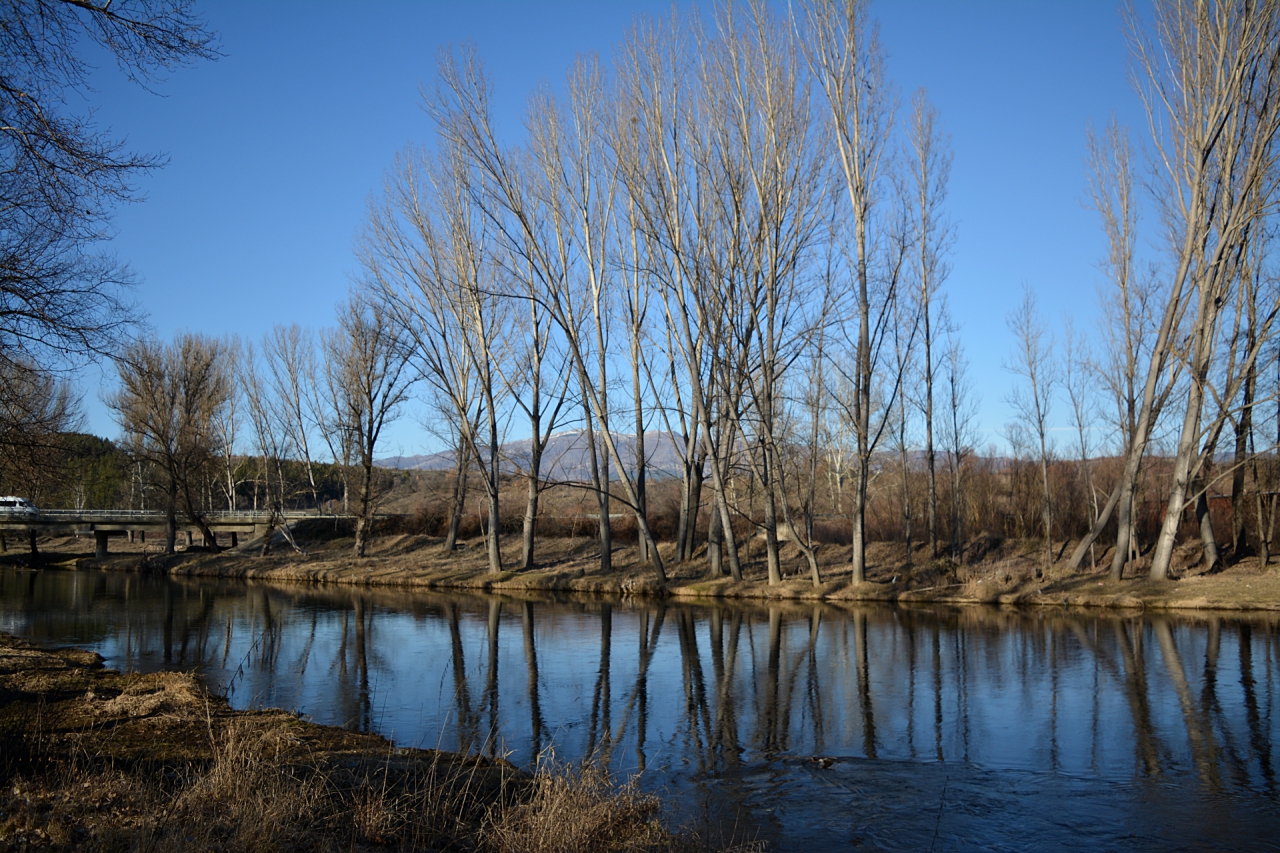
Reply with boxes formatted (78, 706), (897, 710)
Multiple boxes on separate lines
(378, 429), (688, 481)
(380, 433), (1022, 481)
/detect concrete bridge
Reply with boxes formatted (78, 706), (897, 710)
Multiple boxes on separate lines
(0, 510), (322, 557)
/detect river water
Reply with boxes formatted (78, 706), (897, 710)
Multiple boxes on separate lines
(1, 566), (1277, 851)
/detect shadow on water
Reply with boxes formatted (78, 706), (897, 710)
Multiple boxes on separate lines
(2, 567), (1278, 851)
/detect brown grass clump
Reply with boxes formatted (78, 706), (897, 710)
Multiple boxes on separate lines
(0, 634), (761, 853)
(956, 565), (1022, 602)
(484, 758), (674, 853)
(150, 722), (328, 852)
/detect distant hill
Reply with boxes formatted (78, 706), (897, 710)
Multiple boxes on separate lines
(379, 432), (1023, 482)
(378, 429), (688, 481)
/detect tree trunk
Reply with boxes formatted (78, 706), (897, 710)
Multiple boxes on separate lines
(581, 398), (612, 575)
(444, 439), (469, 552)
(165, 476), (178, 555)
(949, 458), (963, 563)
(1195, 486), (1220, 571)
(1231, 340), (1256, 557)
(1150, 308), (1213, 580)
(180, 476), (222, 553)
(707, 493), (723, 578)
(1038, 449), (1051, 578)
(632, 339), (650, 566)
(925, 339), (938, 560)
(354, 457), (373, 558)
(850, 457), (868, 582)
(520, 468), (541, 571)
(681, 449), (706, 563)
(485, 423), (502, 575)
(900, 418), (913, 569)
(761, 447), (783, 585)
(676, 452), (692, 564)
(520, 423), (543, 571)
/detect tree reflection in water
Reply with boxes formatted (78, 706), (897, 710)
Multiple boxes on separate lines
(3, 569), (1279, 849)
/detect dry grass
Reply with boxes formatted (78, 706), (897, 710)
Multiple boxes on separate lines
(0, 636), (760, 853)
(19, 520), (1280, 612)
(481, 753), (746, 853)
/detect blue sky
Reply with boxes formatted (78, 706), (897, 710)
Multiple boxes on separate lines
(76, 0), (1150, 458)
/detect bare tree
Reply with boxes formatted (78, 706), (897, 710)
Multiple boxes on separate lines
(208, 336), (243, 511)
(905, 88), (954, 560)
(431, 46), (669, 580)
(1232, 226), (1275, 558)
(325, 294), (414, 558)
(1070, 119), (1174, 577)
(312, 335), (357, 515)
(617, 182), (656, 566)
(888, 277), (919, 568)
(940, 327), (978, 562)
(362, 142), (510, 573)
(803, 0), (903, 583)
(1138, 0), (1280, 580)
(612, 12), (709, 569)
(0, 359), (81, 503)
(688, 0), (828, 586)
(264, 325), (322, 510)
(1063, 320), (1099, 568)
(614, 10), (747, 581)
(523, 58), (624, 575)
(1252, 347), (1280, 566)
(423, 394), (480, 553)
(241, 340), (298, 552)
(1, 1), (215, 375)
(1005, 287), (1057, 575)
(107, 333), (230, 553)
(494, 251), (571, 571)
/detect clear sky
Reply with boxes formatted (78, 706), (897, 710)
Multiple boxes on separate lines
(76, 0), (1150, 459)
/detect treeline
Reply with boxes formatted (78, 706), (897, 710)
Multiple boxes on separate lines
(3, 0), (1278, 585)
(354, 0), (1280, 586)
(0, 428), (357, 519)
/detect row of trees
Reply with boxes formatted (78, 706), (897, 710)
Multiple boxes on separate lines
(359, 0), (978, 584)
(5, 1), (1279, 586)
(102, 304), (412, 555)
(352, 0), (1280, 586)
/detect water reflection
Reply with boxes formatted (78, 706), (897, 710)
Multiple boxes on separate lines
(1, 568), (1278, 850)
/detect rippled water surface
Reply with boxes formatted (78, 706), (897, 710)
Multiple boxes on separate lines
(2, 567), (1277, 851)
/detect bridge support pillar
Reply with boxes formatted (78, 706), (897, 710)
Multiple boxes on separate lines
(185, 531), (193, 547)
(95, 530), (109, 559)
(230, 532), (238, 547)
(253, 524), (269, 540)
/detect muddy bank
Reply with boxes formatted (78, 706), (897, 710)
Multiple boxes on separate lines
(0, 634), (756, 852)
(30, 525), (1280, 613)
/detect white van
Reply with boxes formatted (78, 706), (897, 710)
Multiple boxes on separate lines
(0, 496), (38, 516)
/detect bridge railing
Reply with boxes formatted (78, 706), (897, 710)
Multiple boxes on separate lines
(29, 510), (322, 522)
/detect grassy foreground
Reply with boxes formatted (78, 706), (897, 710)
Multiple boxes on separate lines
(0, 634), (760, 852)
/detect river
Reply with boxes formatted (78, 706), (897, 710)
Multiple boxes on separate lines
(1, 566), (1276, 851)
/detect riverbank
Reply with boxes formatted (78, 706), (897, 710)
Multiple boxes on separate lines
(13, 523), (1280, 612)
(0, 633), (758, 852)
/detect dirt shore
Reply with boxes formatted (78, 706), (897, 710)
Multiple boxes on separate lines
(0, 634), (756, 852)
(14, 522), (1280, 613)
